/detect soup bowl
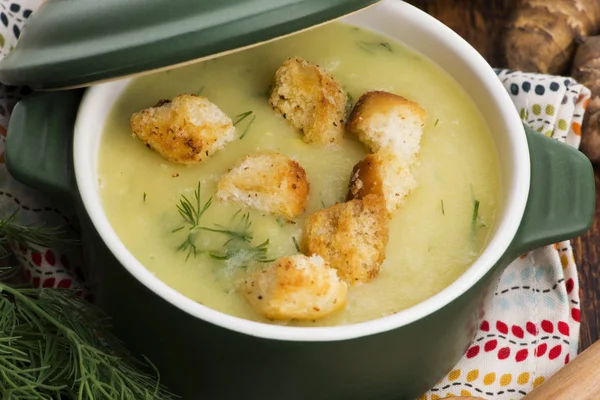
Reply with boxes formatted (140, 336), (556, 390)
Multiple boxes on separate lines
(5, 1), (595, 398)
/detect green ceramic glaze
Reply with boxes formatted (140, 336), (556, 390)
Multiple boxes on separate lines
(508, 130), (596, 257)
(5, 92), (595, 399)
(6, 90), (83, 202)
(0, 0), (379, 90)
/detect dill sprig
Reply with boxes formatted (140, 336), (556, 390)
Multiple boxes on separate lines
(239, 115), (256, 139)
(172, 186), (274, 268)
(173, 182), (213, 260)
(207, 211), (275, 268)
(0, 284), (175, 399)
(233, 111), (253, 126)
(233, 111), (256, 140)
(292, 237), (301, 252)
(0, 212), (79, 259)
(0, 263), (23, 283)
(470, 199), (480, 237)
(202, 211), (252, 245)
(357, 41), (393, 54)
(210, 239), (274, 269)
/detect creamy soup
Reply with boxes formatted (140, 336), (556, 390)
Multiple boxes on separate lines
(98, 22), (500, 326)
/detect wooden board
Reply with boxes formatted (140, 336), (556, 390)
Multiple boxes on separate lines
(406, 0), (600, 352)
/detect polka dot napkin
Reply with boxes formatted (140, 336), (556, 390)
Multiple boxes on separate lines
(0, 3), (592, 399)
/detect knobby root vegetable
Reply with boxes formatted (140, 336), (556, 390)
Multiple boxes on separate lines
(573, 35), (600, 162)
(505, 0), (600, 74)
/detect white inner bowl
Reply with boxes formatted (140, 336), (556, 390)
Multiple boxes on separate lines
(73, 0), (529, 341)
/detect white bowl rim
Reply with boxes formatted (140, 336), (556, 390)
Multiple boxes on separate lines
(73, 0), (530, 342)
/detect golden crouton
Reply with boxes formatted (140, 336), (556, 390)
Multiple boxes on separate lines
(347, 149), (417, 214)
(130, 94), (235, 164)
(302, 194), (389, 285)
(345, 91), (425, 213)
(269, 57), (348, 145)
(347, 90), (426, 163)
(242, 254), (347, 321)
(217, 152), (309, 220)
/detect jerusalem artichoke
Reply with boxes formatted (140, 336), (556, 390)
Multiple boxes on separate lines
(572, 35), (600, 162)
(505, 0), (600, 74)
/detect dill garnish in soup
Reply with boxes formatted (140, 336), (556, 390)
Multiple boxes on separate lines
(97, 22), (500, 326)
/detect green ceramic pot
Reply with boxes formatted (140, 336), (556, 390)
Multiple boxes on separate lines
(4, 1), (595, 399)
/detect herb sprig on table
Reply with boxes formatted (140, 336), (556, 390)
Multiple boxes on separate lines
(0, 285), (176, 399)
(173, 182), (274, 268)
(0, 213), (175, 399)
(0, 211), (79, 258)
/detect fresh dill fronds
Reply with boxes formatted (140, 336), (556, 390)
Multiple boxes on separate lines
(434, 119), (439, 127)
(233, 111), (256, 139)
(347, 92), (354, 105)
(239, 115), (256, 139)
(191, 210), (275, 269)
(345, 91), (355, 116)
(233, 111), (253, 126)
(143, 192), (147, 202)
(174, 182), (213, 260)
(210, 239), (274, 269)
(173, 191), (274, 267)
(471, 199), (480, 237)
(201, 211), (253, 245)
(321, 200), (327, 209)
(176, 183), (212, 226)
(276, 217), (286, 227)
(0, 285), (176, 399)
(292, 236), (301, 252)
(379, 42), (393, 52)
(0, 212), (79, 259)
(441, 199), (445, 215)
(357, 41), (393, 54)
(0, 264), (22, 283)
(195, 86), (205, 96)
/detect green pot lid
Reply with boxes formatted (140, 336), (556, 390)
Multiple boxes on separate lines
(0, 0), (380, 90)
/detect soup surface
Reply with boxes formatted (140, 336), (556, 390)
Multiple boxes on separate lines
(98, 22), (500, 326)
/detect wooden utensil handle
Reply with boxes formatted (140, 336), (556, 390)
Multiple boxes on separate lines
(521, 339), (600, 399)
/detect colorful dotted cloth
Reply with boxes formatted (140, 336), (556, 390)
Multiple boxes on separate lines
(0, 2), (592, 399)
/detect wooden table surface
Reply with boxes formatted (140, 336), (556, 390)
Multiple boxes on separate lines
(407, 0), (600, 352)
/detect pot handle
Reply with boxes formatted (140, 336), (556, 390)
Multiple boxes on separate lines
(506, 124), (595, 258)
(6, 90), (83, 201)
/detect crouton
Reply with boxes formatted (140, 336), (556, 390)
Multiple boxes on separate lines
(130, 94), (235, 164)
(302, 194), (389, 284)
(345, 91), (425, 213)
(242, 254), (347, 321)
(217, 152), (309, 220)
(347, 149), (417, 214)
(346, 90), (426, 163)
(269, 57), (348, 145)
